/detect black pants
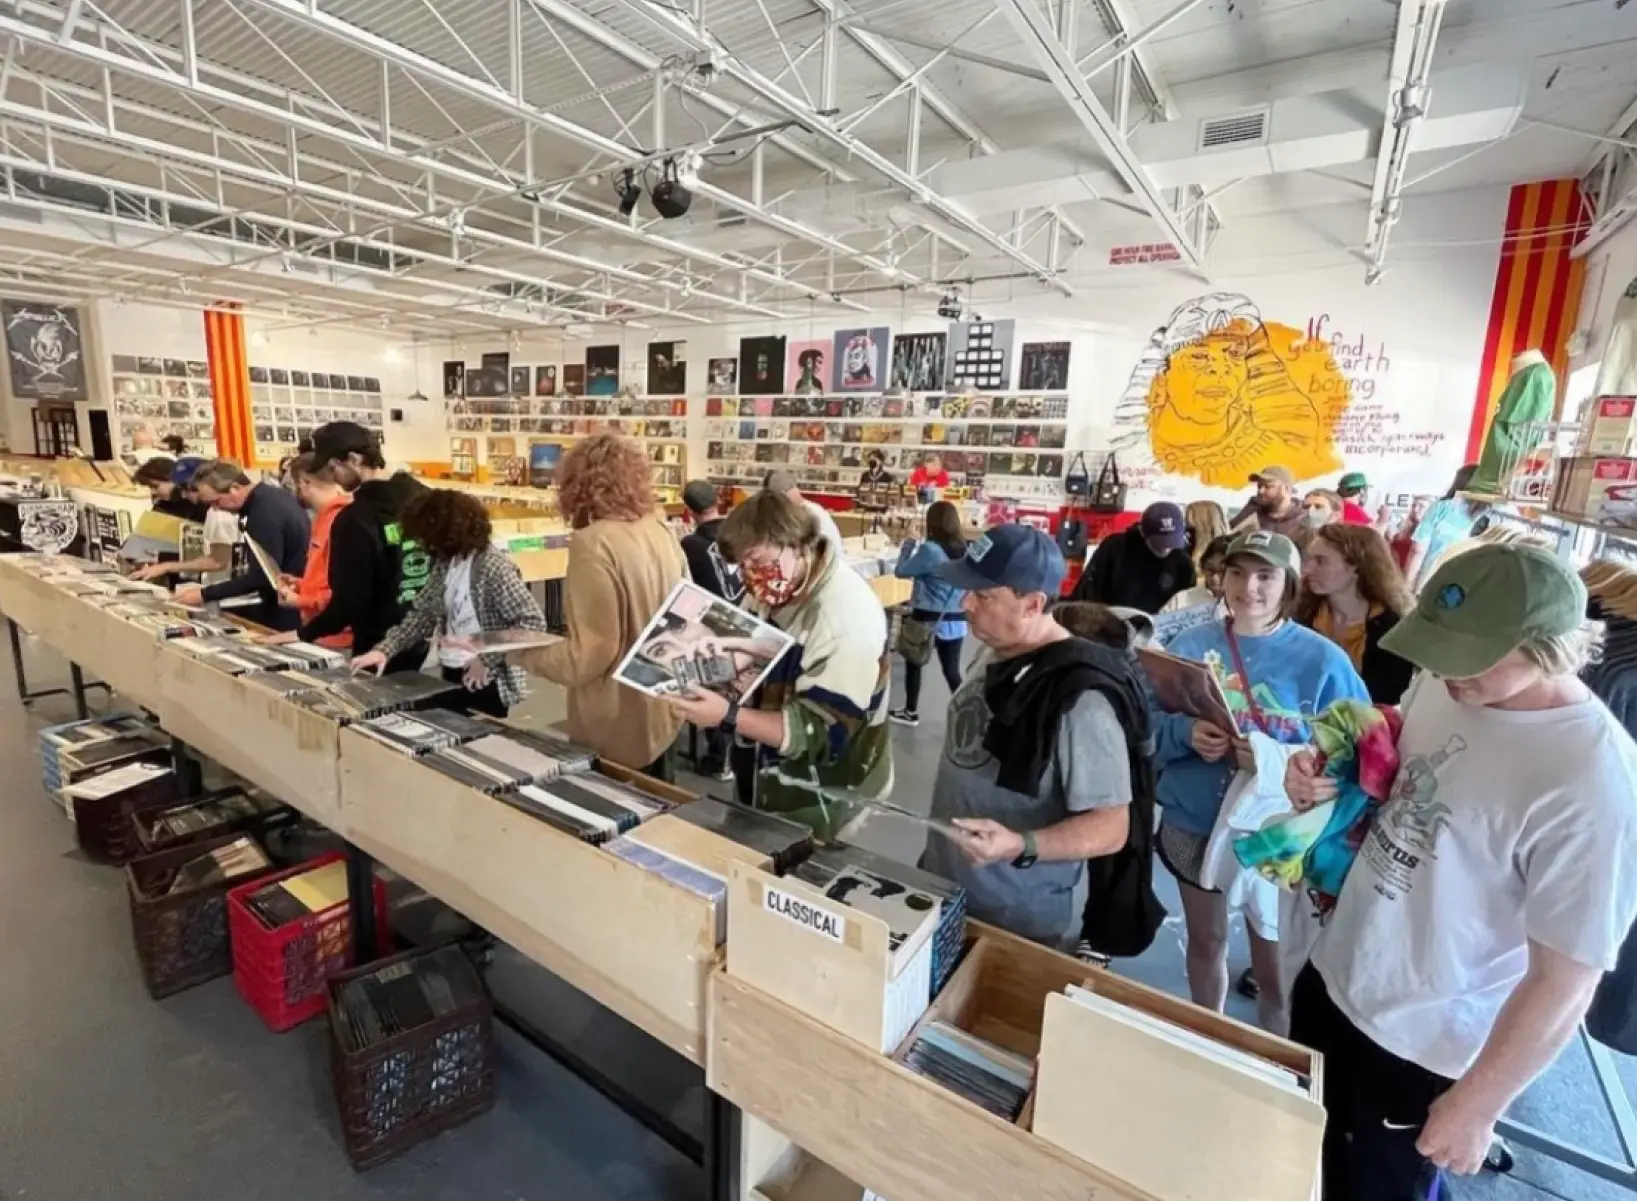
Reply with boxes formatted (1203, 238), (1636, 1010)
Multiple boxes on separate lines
(640, 744), (677, 785)
(439, 664), (508, 718)
(699, 726), (731, 775)
(1290, 965), (1454, 1201)
(902, 636), (964, 712)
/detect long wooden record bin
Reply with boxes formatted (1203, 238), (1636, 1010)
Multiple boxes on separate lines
(337, 728), (724, 1064)
(709, 922), (1325, 1201)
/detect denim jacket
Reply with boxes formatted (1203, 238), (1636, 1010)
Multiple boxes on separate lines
(896, 540), (967, 639)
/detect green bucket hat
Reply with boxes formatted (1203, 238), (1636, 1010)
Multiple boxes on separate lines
(1381, 543), (1586, 678)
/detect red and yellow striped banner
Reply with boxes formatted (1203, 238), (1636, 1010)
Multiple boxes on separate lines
(1465, 178), (1590, 460)
(204, 305), (253, 465)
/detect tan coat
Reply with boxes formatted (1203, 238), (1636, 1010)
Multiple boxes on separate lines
(519, 515), (687, 768)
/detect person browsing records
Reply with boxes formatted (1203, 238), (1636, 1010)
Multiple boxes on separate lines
(1071, 501), (1195, 613)
(1152, 530), (1367, 1030)
(1296, 523), (1416, 703)
(679, 480), (742, 604)
(917, 524), (1141, 951)
(128, 457), (237, 586)
(888, 500), (969, 727)
(176, 461), (309, 630)
(1286, 545), (1637, 1198)
(298, 421), (432, 669)
(274, 453), (353, 650)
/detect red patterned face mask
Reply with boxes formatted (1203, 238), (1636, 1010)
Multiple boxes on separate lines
(742, 550), (804, 607)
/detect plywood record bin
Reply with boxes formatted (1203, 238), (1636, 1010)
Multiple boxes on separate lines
(710, 905), (1325, 1201)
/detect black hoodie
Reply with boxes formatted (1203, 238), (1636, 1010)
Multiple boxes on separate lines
(299, 472), (430, 655)
(1071, 525), (1194, 614)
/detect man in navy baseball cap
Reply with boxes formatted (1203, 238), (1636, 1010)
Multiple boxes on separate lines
(1068, 501), (1196, 613)
(937, 522), (1067, 598)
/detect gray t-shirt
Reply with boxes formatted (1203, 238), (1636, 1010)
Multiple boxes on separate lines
(920, 662), (1132, 949)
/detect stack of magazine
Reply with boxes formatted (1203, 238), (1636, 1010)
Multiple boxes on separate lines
(39, 714), (153, 797)
(900, 1020), (1034, 1120)
(671, 797), (814, 873)
(332, 945), (486, 1054)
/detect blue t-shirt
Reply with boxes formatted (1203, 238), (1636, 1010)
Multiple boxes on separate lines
(1411, 498), (1478, 590)
(1152, 620), (1369, 835)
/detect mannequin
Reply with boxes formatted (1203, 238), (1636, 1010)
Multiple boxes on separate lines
(1469, 348), (1556, 495)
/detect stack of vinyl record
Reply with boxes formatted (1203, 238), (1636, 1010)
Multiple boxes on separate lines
(140, 789), (288, 847)
(422, 744), (536, 794)
(605, 836), (728, 943)
(794, 844), (967, 994)
(241, 859), (348, 929)
(459, 733), (593, 783)
(39, 714), (152, 799)
(332, 945), (486, 1054)
(275, 641), (348, 670)
(671, 797), (814, 873)
(497, 775), (669, 844)
(487, 727), (597, 773)
(413, 709), (500, 743)
(324, 672), (460, 719)
(353, 712), (469, 756)
(900, 1020), (1034, 1120)
(164, 836), (273, 897)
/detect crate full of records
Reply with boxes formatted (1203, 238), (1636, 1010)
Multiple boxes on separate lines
(37, 712), (154, 816)
(63, 758), (180, 864)
(327, 945), (496, 1169)
(227, 852), (388, 1032)
(126, 833), (278, 998)
(133, 786), (296, 857)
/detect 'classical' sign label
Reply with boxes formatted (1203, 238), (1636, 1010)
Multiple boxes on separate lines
(763, 885), (846, 944)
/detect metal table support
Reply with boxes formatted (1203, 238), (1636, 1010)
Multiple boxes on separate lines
(1494, 1027), (1637, 1190)
(8, 617), (107, 713)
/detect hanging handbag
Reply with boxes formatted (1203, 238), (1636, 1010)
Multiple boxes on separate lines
(1090, 453), (1128, 513)
(1056, 516), (1088, 562)
(896, 616), (935, 666)
(1063, 451), (1092, 499)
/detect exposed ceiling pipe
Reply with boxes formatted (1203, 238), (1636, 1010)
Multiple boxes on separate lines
(1364, 0), (1445, 282)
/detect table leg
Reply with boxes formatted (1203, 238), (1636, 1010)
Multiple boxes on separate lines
(170, 738), (203, 799)
(345, 842), (379, 965)
(704, 1091), (742, 1201)
(69, 662), (88, 720)
(8, 618), (26, 701)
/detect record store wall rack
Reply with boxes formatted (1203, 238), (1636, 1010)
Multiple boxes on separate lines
(702, 392), (1069, 503)
(0, 555), (1326, 1201)
(110, 355), (216, 456)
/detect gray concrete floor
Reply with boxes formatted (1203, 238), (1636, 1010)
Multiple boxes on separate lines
(0, 634), (1630, 1200)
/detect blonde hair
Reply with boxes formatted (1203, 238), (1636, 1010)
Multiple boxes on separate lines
(1184, 501), (1228, 572)
(1519, 621), (1605, 676)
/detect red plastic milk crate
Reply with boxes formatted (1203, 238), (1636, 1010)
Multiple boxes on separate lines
(226, 852), (390, 1032)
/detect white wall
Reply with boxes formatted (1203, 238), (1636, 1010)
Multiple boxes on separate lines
(421, 185), (1506, 511)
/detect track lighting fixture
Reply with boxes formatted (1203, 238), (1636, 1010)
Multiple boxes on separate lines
(615, 168), (641, 218)
(650, 158), (693, 220)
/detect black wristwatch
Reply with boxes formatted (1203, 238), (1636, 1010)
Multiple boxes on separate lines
(1011, 831), (1038, 870)
(721, 699), (741, 734)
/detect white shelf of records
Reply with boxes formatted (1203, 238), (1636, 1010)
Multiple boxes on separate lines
(445, 393), (689, 493)
(247, 366), (384, 462)
(110, 355), (216, 454)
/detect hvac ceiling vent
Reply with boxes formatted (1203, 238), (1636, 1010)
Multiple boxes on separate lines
(1197, 108), (1269, 152)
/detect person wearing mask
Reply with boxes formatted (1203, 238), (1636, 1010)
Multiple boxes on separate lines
(300, 421), (432, 670)
(126, 424), (165, 467)
(1335, 472), (1374, 524)
(763, 468), (845, 557)
(177, 460), (310, 630)
(1303, 489), (1344, 528)
(914, 525), (1140, 951)
(1071, 502), (1195, 613)
(1232, 466), (1310, 546)
(668, 490), (891, 838)
(272, 454), (353, 650)
(1296, 523), (1416, 704)
(679, 478), (741, 781)
(1285, 545), (1637, 1198)
(351, 491), (549, 717)
(909, 452), (951, 500)
(1151, 530), (1368, 1030)
(888, 500), (969, 727)
(858, 450), (892, 491)
(512, 434), (688, 777)
(1405, 464), (1485, 590)
(1185, 500), (1228, 576)
(679, 480), (742, 605)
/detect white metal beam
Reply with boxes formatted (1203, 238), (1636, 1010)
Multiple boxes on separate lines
(994, 0), (1206, 272)
(1365, 1), (1445, 278)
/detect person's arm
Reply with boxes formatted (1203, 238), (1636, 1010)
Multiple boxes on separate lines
(894, 540), (944, 579)
(516, 552), (626, 687)
(1416, 942), (1602, 1174)
(373, 562), (446, 661)
(475, 554), (549, 677)
(299, 515), (371, 642)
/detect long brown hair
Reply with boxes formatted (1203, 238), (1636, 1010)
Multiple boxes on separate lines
(1294, 524), (1413, 625)
(924, 500), (965, 559)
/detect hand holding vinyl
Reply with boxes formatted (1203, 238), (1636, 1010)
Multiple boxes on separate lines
(952, 818), (1024, 867)
(349, 649), (387, 676)
(173, 584), (205, 607)
(668, 686), (729, 729)
(462, 658), (492, 690)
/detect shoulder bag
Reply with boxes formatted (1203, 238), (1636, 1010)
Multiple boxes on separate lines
(1090, 453), (1128, 513)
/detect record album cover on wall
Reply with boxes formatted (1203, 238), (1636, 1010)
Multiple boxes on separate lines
(563, 364), (586, 396)
(946, 319), (1016, 391)
(615, 579), (792, 703)
(647, 341), (687, 395)
(1019, 341), (1071, 390)
(738, 336), (786, 395)
(832, 326), (890, 391)
(534, 364), (558, 396)
(708, 357), (738, 391)
(890, 331), (947, 392)
(585, 345), (620, 396)
(786, 339), (828, 394)
(510, 365), (531, 396)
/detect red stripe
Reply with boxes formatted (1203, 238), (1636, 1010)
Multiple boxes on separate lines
(1510, 179), (1550, 364)
(1539, 185), (1578, 388)
(1466, 183), (1528, 460)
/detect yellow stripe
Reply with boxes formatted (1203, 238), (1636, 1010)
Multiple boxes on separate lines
(1484, 182), (1543, 423)
(1523, 181), (1573, 356)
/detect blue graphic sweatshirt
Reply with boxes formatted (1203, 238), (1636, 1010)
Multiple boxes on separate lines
(1152, 620), (1369, 836)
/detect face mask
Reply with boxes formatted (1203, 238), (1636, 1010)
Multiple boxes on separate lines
(1304, 509), (1328, 527)
(742, 551), (804, 607)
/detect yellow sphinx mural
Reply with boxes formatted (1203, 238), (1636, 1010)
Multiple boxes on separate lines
(1115, 293), (1350, 488)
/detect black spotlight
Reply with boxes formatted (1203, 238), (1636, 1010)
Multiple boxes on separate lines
(614, 168), (641, 217)
(649, 158), (693, 219)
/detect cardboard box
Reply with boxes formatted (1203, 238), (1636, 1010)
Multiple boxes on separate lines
(1553, 456), (1637, 524)
(1579, 396), (1637, 455)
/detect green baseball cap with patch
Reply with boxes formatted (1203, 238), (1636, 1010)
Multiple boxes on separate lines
(1380, 543), (1586, 678)
(1337, 471), (1368, 493)
(1225, 529), (1301, 575)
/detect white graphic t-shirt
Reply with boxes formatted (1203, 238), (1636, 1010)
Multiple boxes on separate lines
(1315, 676), (1637, 1079)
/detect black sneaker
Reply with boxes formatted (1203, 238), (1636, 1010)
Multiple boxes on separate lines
(1235, 967), (1260, 999)
(889, 708), (920, 727)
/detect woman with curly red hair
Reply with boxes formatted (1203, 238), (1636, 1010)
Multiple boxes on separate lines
(513, 433), (688, 777)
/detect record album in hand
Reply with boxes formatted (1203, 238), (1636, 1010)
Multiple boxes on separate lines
(614, 579), (791, 702)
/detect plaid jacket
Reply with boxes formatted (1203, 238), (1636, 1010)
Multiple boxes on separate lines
(374, 546), (549, 708)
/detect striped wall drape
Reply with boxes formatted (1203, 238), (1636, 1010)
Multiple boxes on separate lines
(203, 306), (254, 464)
(1464, 178), (1591, 461)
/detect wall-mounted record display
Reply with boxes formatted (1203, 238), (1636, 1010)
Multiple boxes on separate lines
(647, 341), (687, 395)
(708, 357), (738, 391)
(443, 360), (465, 398)
(585, 344), (620, 396)
(1018, 341), (1071, 390)
(891, 332), (947, 391)
(946, 318), (1016, 391)
(563, 364), (586, 396)
(509, 365), (530, 396)
(534, 364), (557, 396)
(738, 336), (786, 395)
(832, 326), (890, 391)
